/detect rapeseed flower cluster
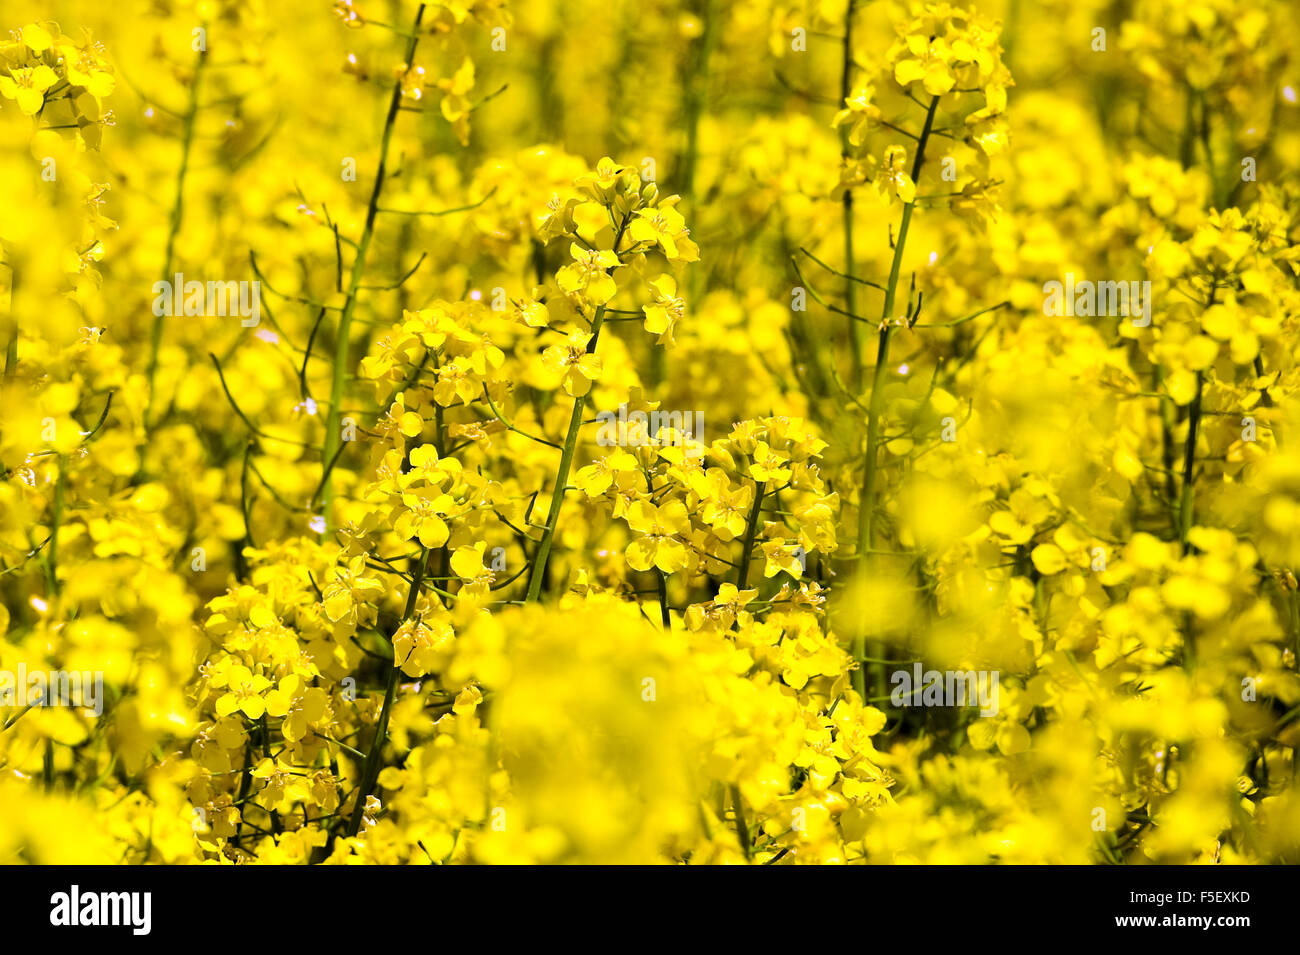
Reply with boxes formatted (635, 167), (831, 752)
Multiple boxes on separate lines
(1, 0), (1299, 865)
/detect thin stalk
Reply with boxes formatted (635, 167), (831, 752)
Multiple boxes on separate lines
(1177, 287), (1215, 552)
(1178, 85), (1196, 170)
(433, 398), (452, 607)
(1156, 365), (1178, 508)
(654, 0), (717, 389)
(730, 784), (752, 860)
(841, 0), (864, 389)
(857, 95), (939, 558)
(524, 305), (607, 602)
(3, 327), (15, 381)
(322, 3), (427, 531)
(679, 0), (717, 305)
(1197, 90), (1219, 209)
(228, 742), (253, 848)
(1178, 370), (1203, 554)
(42, 455), (65, 598)
(854, 95), (939, 703)
(656, 571), (671, 628)
(343, 543), (427, 838)
(1002, 0), (1021, 69)
(3, 265), (16, 382)
(736, 481), (766, 590)
(145, 43), (208, 428)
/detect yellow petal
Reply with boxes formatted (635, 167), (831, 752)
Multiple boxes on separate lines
(1182, 335), (1219, 371)
(626, 539), (655, 572)
(1165, 369), (1198, 406)
(451, 545), (484, 579)
(417, 516), (449, 548)
(249, 605), (277, 629)
(921, 62), (956, 95)
(17, 88), (44, 116)
(1128, 533), (1169, 570)
(31, 65), (59, 92)
(22, 24), (54, 52)
(87, 72), (116, 98)
(996, 723), (1031, 755)
(1030, 543), (1068, 575)
(893, 59), (926, 87)
(895, 173), (916, 204)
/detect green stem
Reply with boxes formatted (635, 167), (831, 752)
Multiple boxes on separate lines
(1178, 370), (1203, 554)
(1002, 0), (1021, 69)
(1155, 365), (1177, 508)
(3, 266), (17, 382)
(344, 543), (427, 839)
(3, 328), (15, 381)
(1177, 286), (1216, 553)
(736, 481), (766, 590)
(841, 0), (863, 390)
(42, 455), (65, 598)
(656, 570), (671, 628)
(730, 784), (752, 861)
(853, 95), (938, 703)
(322, 3), (427, 531)
(524, 305), (607, 602)
(145, 43), (208, 428)
(1197, 90), (1219, 209)
(857, 95), (939, 558)
(679, 0), (716, 306)
(1179, 85), (1196, 170)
